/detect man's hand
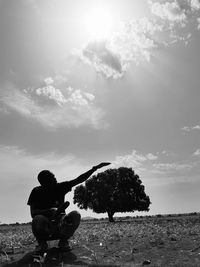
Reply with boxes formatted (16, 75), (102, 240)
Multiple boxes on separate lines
(55, 201), (70, 216)
(49, 207), (58, 218)
(93, 162), (111, 170)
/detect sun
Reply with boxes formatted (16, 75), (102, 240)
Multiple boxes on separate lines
(84, 6), (114, 40)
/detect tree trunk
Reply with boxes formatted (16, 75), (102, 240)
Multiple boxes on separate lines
(107, 211), (115, 222)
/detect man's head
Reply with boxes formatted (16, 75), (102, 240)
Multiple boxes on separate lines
(37, 170), (57, 187)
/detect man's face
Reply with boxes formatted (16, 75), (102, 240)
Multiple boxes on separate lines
(48, 174), (57, 187)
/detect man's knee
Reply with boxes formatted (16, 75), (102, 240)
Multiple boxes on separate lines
(69, 211), (81, 225)
(59, 211), (81, 239)
(63, 211), (81, 228)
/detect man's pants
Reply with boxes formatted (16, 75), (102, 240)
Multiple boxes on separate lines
(32, 211), (81, 243)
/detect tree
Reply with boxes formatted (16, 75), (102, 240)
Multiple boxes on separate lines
(73, 167), (151, 222)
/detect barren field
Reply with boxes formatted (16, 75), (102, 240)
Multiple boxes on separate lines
(1, 214), (200, 266)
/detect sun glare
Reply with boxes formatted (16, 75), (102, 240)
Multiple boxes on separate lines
(84, 7), (114, 40)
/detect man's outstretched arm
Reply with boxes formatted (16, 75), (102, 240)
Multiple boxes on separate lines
(68, 162), (111, 188)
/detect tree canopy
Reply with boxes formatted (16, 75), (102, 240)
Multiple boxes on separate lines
(73, 167), (151, 222)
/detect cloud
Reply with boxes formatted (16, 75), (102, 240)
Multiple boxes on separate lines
(193, 125), (200, 130)
(110, 150), (158, 175)
(198, 17), (200, 29)
(190, 0), (200, 11)
(109, 18), (159, 62)
(0, 85), (41, 117)
(76, 0), (200, 79)
(0, 145), (74, 178)
(146, 153), (158, 160)
(44, 77), (54, 85)
(79, 41), (124, 79)
(0, 82), (105, 129)
(54, 75), (68, 85)
(150, 0), (200, 30)
(84, 92), (95, 101)
(34, 78), (96, 108)
(113, 150), (147, 168)
(79, 18), (160, 79)
(36, 85), (67, 106)
(67, 89), (90, 106)
(182, 126), (191, 132)
(153, 162), (193, 172)
(34, 77), (67, 107)
(182, 125), (200, 132)
(107, 149), (199, 180)
(193, 149), (200, 156)
(150, 1), (187, 26)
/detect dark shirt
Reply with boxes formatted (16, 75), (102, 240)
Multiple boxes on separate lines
(27, 168), (95, 210)
(27, 181), (72, 209)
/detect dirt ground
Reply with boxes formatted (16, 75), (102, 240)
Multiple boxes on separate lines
(1, 214), (200, 266)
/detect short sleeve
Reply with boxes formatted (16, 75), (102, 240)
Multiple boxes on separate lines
(27, 188), (37, 206)
(58, 181), (72, 195)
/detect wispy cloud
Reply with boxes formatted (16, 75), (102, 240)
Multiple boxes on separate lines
(0, 85), (41, 117)
(146, 153), (158, 160)
(197, 17), (200, 29)
(110, 150), (158, 174)
(182, 125), (200, 132)
(193, 149), (200, 156)
(107, 149), (200, 181)
(153, 162), (193, 172)
(0, 81), (105, 129)
(44, 77), (54, 85)
(0, 145), (74, 178)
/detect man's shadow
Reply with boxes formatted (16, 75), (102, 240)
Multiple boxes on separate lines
(2, 247), (119, 267)
(2, 247), (86, 267)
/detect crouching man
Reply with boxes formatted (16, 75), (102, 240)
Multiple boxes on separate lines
(27, 162), (110, 252)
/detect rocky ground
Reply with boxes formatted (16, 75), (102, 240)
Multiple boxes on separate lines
(1, 214), (200, 266)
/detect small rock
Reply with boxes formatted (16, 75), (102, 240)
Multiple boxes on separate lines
(170, 237), (177, 241)
(143, 259), (151, 265)
(131, 248), (138, 253)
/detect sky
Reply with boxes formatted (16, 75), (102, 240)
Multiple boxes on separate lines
(0, 0), (200, 223)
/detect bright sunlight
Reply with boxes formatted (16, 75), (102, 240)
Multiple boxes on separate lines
(84, 6), (115, 40)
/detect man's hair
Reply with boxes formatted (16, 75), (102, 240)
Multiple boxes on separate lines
(37, 170), (54, 186)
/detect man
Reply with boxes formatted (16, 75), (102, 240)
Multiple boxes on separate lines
(27, 162), (110, 252)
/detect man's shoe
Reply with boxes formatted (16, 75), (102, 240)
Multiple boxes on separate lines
(58, 239), (71, 252)
(35, 241), (48, 253)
